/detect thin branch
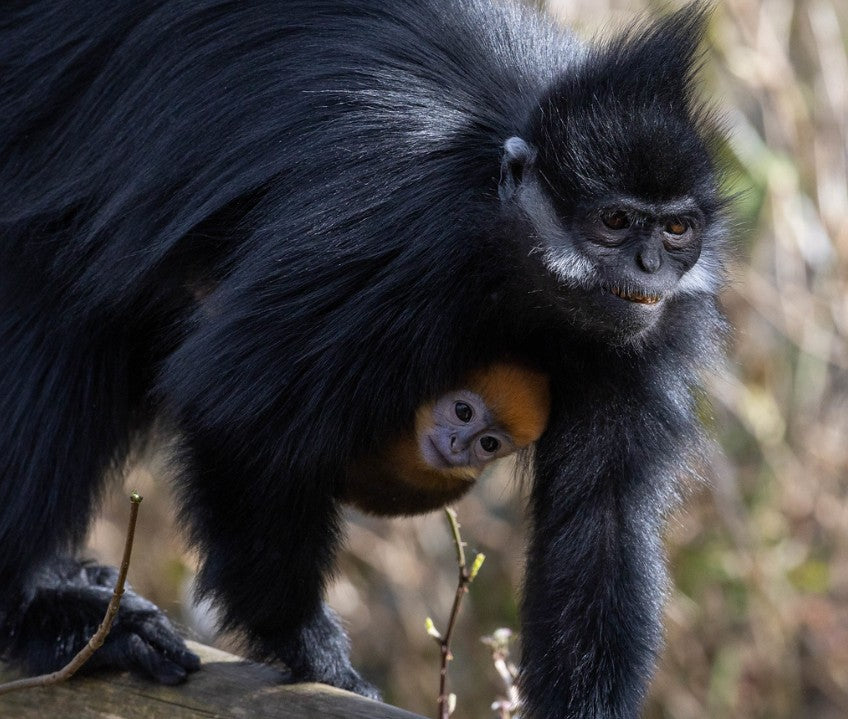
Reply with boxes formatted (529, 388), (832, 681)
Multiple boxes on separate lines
(0, 492), (144, 696)
(445, 506), (466, 569)
(435, 506), (484, 719)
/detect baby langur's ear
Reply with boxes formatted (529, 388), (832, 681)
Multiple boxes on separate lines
(499, 136), (536, 202)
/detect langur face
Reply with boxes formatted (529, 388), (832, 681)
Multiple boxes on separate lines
(417, 390), (517, 471)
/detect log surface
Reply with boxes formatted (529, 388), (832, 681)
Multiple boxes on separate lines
(0, 641), (427, 718)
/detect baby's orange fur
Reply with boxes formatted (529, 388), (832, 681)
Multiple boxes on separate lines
(344, 362), (550, 515)
(465, 363), (550, 447)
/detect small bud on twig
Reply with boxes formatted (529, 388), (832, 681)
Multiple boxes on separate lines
(469, 552), (486, 581)
(426, 617), (443, 641)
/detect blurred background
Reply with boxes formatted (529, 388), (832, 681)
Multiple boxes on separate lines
(88, 0), (848, 717)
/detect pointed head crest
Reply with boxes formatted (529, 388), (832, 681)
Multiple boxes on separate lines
(530, 4), (717, 205)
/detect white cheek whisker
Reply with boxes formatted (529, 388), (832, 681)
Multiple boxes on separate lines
(671, 251), (723, 297)
(541, 247), (597, 289)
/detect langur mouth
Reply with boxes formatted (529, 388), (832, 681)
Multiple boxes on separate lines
(608, 287), (662, 305)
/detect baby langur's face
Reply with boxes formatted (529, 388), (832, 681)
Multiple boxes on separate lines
(418, 390), (517, 471)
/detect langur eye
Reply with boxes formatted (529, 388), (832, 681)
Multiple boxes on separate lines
(601, 210), (630, 230)
(454, 402), (473, 422)
(480, 436), (500, 453)
(664, 218), (688, 235)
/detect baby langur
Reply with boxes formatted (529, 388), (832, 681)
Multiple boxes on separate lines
(345, 363), (550, 515)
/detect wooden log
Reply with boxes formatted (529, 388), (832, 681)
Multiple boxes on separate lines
(0, 641), (427, 718)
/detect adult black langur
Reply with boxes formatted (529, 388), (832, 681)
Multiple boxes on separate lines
(0, 1), (728, 717)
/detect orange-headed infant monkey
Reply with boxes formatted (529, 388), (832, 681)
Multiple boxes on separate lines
(345, 363), (550, 515)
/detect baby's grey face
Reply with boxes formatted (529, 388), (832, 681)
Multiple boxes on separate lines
(418, 390), (516, 470)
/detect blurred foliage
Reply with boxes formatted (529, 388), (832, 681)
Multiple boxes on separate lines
(89, 1), (848, 717)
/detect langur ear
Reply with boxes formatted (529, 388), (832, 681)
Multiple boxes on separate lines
(499, 136), (536, 202)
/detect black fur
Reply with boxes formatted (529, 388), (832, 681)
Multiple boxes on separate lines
(0, 1), (726, 717)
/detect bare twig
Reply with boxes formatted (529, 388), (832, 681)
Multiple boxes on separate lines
(429, 506), (485, 719)
(0, 492), (144, 696)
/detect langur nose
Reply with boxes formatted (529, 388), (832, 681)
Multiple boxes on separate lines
(449, 434), (466, 454)
(637, 246), (662, 273)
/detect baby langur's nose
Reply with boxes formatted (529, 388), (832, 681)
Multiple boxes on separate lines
(449, 430), (473, 454)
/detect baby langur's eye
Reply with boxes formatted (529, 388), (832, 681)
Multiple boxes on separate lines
(454, 401), (473, 422)
(479, 435), (500, 453)
(664, 218), (688, 235)
(601, 210), (630, 230)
